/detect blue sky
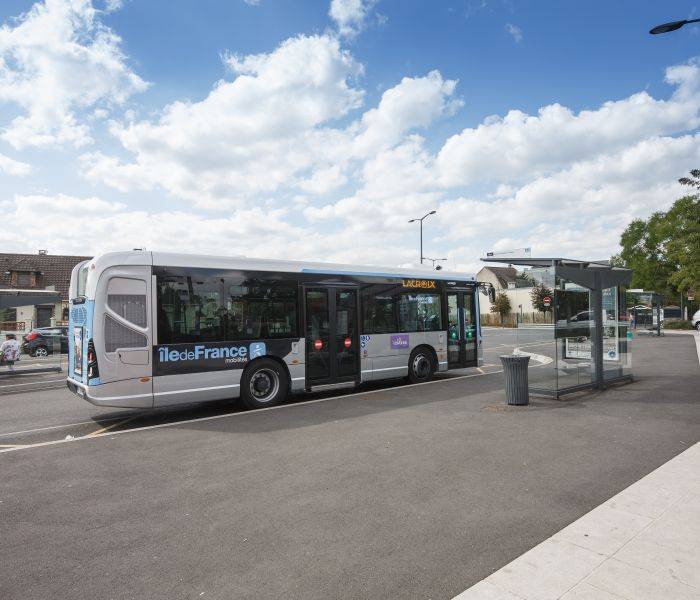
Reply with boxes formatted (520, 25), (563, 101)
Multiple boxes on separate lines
(1, 0), (699, 271)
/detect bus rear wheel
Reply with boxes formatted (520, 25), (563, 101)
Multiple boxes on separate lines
(240, 359), (289, 409)
(408, 347), (436, 384)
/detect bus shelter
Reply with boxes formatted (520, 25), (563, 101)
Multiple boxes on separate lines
(482, 258), (633, 397)
(627, 290), (663, 335)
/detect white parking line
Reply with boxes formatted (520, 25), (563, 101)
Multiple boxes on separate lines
(0, 378), (65, 389)
(0, 368), (504, 454)
(0, 414), (133, 438)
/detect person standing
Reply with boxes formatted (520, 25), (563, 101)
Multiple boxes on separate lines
(0, 333), (21, 372)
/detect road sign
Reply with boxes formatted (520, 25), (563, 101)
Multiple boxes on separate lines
(543, 295), (551, 307)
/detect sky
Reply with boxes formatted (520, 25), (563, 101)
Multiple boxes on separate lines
(1, 0), (699, 273)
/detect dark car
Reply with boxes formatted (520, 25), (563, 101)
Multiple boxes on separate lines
(22, 327), (68, 357)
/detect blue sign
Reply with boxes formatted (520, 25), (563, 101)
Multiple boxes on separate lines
(390, 334), (409, 349)
(250, 342), (266, 359)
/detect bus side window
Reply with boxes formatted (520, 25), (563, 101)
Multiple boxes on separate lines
(399, 293), (442, 332)
(361, 284), (398, 334)
(226, 278), (297, 340)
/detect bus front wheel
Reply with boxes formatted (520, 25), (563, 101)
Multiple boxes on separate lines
(408, 347), (436, 384)
(240, 359), (289, 409)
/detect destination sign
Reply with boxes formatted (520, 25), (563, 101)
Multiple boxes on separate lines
(402, 279), (437, 289)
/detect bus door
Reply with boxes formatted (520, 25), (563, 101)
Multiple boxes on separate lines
(446, 290), (478, 368)
(304, 287), (360, 387)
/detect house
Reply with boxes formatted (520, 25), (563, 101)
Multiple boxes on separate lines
(477, 266), (518, 291)
(0, 251), (91, 335)
(477, 265), (537, 320)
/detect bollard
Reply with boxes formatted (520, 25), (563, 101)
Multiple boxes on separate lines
(500, 354), (530, 406)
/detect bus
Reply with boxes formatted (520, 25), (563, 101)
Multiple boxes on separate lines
(66, 251), (483, 409)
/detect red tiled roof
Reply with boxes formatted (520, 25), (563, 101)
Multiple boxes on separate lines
(0, 253), (92, 301)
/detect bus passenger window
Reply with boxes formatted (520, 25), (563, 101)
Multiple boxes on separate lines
(361, 284), (398, 334)
(156, 274), (223, 343)
(226, 279), (297, 340)
(399, 293), (442, 332)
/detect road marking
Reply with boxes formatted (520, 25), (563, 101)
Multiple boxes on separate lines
(0, 414), (134, 438)
(85, 416), (136, 437)
(0, 378), (65, 389)
(0, 368), (506, 454)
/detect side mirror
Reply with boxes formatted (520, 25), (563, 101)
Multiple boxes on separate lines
(488, 285), (496, 303)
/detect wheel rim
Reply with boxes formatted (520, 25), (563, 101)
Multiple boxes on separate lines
(412, 354), (431, 378)
(249, 368), (280, 402)
(36, 347), (48, 357)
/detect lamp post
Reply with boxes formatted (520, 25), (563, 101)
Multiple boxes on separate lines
(425, 257), (447, 269)
(649, 18), (700, 34)
(408, 210), (436, 265)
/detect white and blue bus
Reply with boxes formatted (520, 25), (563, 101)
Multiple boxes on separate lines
(67, 251), (482, 409)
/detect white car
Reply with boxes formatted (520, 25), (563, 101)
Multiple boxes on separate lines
(693, 308), (700, 331)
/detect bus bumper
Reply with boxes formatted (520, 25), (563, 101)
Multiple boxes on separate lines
(66, 377), (153, 408)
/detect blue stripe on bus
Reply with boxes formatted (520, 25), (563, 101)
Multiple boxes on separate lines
(300, 268), (475, 281)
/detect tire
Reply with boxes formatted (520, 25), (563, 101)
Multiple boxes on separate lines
(407, 347), (436, 384)
(33, 346), (48, 358)
(240, 359), (289, 409)
(696, 322), (700, 332)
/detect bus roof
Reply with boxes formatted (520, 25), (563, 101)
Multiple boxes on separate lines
(88, 250), (476, 281)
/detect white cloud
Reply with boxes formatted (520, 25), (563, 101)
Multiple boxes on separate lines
(75, 42), (700, 269)
(505, 23), (523, 43)
(81, 61), (461, 208)
(436, 60), (700, 187)
(0, 0), (148, 149)
(0, 153), (31, 176)
(329, 0), (376, 37)
(353, 70), (462, 154)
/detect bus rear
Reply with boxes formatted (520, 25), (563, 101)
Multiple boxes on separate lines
(67, 253), (155, 408)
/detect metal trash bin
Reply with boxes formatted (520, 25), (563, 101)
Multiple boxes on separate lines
(500, 354), (530, 406)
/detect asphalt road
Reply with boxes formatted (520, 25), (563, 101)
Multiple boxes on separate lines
(1, 334), (699, 599)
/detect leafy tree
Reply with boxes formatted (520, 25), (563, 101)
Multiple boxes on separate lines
(615, 170), (700, 302)
(664, 194), (700, 295)
(530, 283), (553, 313)
(490, 292), (511, 324)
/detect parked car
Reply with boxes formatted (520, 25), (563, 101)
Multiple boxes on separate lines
(693, 308), (700, 331)
(22, 327), (68, 357)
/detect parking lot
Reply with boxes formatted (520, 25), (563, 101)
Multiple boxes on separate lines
(1, 332), (699, 599)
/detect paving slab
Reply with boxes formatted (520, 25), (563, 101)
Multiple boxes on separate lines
(453, 333), (700, 600)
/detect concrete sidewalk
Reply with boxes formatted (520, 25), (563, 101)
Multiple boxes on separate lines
(456, 434), (700, 600)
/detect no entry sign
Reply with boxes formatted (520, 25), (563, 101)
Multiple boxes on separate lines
(543, 295), (551, 307)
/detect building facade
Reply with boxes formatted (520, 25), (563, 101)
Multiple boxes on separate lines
(0, 251), (91, 335)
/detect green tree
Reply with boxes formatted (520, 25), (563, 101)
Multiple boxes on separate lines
(490, 292), (511, 325)
(665, 195), (700, 295)
(530, 283), (553, 314)
(615, 170), (700, 301)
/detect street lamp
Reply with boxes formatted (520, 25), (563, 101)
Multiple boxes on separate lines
(424, 257), (447, 269)
(649, 18), (700, 34)
(408, 210), (436, 265)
